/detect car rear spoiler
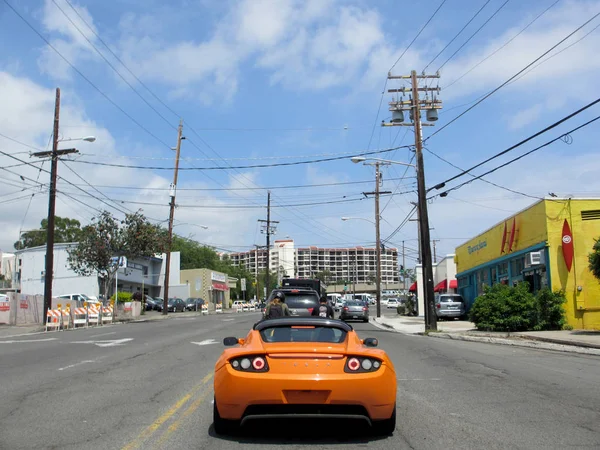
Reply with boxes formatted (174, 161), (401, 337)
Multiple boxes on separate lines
(253, 317), (353, 332)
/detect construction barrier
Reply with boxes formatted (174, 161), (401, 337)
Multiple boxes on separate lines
(101, 306), (113, 324)
(72, 307), (88, 328)
(201, 304), (208, 315)
(242, 303), (249, 312)
(215, 303), (223, 313)
(87, 305), (101, 326)
(45, 309), (62, 331)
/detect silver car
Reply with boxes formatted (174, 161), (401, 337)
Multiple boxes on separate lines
(339, 300), (369, 323)
(435, 294), (467, 320)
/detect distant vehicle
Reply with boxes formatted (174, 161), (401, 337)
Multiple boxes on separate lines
(267, 288), (320, 317)
(280, 278), (325, 295)
(340, 300), (369, 323)
(386, 298), (399, 309)
(0, 293), (7, 302)
(185, 297), (205, 311)
(57, 293), (99, 304)
(435, 294), (467, 320)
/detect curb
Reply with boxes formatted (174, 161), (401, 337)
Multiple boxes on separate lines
(426, 332), (600, 356)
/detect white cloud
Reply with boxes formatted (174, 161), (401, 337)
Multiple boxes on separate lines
(507, 103), (544, 130)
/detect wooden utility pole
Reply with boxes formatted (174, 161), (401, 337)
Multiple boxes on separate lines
(259, 192), (278, 298)
(383, 70), (442, 331)
(432, 239), (440, 263)
(163, 119), (183, 315)
(402, 240), (406, 290)
(32, 88), (78, 323)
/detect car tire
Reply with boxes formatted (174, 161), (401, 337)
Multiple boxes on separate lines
(363, 318), (369, 323)
(213, 398), (239, 435)
(372, 404), (396, 436)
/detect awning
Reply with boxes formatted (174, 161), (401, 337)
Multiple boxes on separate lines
(433, 279), (447, 292)
(449, 279), (457, 289)
(409, 282), (417, 292)
(211, 281), (229, 291)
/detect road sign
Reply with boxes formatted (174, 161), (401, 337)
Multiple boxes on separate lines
(110, 256), (127, 268)
(241, 278), (247, 291)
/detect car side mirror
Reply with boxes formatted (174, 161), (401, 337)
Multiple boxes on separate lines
(363, 338), (378, 347)
(223, 337), (239, 346)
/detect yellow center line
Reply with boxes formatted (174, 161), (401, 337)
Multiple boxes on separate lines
(152, 387), (213, 449)
(122, 372), (213, 450)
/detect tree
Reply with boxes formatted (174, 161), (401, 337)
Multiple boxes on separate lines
(588, 237), (600, 282)
(402, 268), (416, 283)
(14, 216), (83, 250)
(67, 210), (167, 299)
(314, 270), (333, 284)
(171, 235), (221, 270)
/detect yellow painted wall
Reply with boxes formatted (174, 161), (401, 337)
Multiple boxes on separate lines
(455, 200), (548, 272)
(546, 199), (600, 330)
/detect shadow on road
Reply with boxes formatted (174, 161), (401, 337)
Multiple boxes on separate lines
(208, 418), (392, 445)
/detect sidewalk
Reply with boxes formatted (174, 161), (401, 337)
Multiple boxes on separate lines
(373, 314), (600, 355)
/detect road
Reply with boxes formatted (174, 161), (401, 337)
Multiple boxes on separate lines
(1, 311), (599, 449)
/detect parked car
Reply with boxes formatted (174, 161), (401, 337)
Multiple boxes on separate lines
(267, 288), (320, 317)
(185, 297), (205, 311)
(145, 297), (159, 311)
(435, 294), (467, 320)
(0, 293), (7, 301)
(57, 293), (100, 304)
(386, 298), (399, 309)
(156, 298), (185, 312)
(153, 297), (164, 311)
(339, 300), (369, 323)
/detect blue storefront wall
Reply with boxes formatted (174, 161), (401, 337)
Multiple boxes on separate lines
(456, 242), (550, 310)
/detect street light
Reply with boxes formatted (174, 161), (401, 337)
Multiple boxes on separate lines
(58, 136), (96, 142)
(341, 217), (375, 224)
(349, 156), (415, 319)
(173, 223), (209, 230)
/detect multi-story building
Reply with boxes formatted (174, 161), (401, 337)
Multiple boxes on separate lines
(223, 240), (399, 285)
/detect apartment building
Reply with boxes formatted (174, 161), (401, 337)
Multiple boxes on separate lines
(223, 239), (399, 285)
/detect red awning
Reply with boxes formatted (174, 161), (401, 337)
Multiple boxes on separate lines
(449, 279), (457, 289)
(212, 281), (229, 291)
(433, 279), (448, 292)
(409, 282), (417, 292)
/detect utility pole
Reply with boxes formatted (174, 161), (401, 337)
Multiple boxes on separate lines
(402, 240), (406, 290)
(32, 88), (79, 324)
(363, 179), (391, 318)
(163, 119), (183, 315)
(432, 239), (440, 263)
(383, 69), (442, 331)
(259, 192), (278, 298)
(254, 245), (260, 301)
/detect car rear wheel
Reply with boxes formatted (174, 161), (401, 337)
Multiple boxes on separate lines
(213, 398), (239, 435)
(372, 404), (396, 435)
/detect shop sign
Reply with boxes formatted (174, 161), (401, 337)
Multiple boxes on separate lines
(19, 300), (29, 309)
(0, 302), (9, 312)
(468, 240), (487, 254)
(211, 272), (227, 283)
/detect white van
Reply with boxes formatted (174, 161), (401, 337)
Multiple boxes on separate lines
(327, 294), (344, 311)
(57, 293), (100, 304)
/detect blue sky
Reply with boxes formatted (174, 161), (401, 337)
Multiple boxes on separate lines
(1, 0), (600, 267)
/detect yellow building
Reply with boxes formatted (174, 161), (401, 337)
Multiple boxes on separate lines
(180, 268), (236, 310)
(455, 198), (600, 330)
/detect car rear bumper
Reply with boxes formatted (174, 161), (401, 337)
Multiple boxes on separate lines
(214, 364), (396, 422)
(437, 310), (463, 317)
(340, 312), (368, 320)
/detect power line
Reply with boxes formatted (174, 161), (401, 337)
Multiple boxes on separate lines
(422, 0), (493, 72)
(3, 0), (172, 149)
(382, 204), (418, 243)
(429, 95), (600, 191)
(444, 0), (561, 89)
(436, 0), (510, 72)
(425, 10), (600, 142)
(68, 144), (411, 171)
(434, 113), (600, 197)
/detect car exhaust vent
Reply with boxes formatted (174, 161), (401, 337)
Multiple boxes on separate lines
(581, 210), (600, 221)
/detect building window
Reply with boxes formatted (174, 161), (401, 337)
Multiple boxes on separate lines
(497, 262), (508, 277)
(491, 267), (497, 285)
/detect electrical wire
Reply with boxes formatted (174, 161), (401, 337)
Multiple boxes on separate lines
(444, 0), (561, 89)
(434, 113), (600, 198)
(382, 204), (418, 243)
(68, 144), (411, 170)
(3, 0), (172, 149)
(425, 10), (600, 142)
(422, 0), (493, 72)
(429, 95), (600, 191)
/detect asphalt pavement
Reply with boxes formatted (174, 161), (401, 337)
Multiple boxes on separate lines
(1, 311), (599, 449)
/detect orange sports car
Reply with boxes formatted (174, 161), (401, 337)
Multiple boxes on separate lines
(213, 317), (397, 435)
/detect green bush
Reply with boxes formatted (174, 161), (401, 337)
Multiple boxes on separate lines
(469, 283), (536, 332)
(534, 289), (566, 331)
(110, 292), (133, 303)
(405, 297), (416, 316)
(396, 304), (406, 315)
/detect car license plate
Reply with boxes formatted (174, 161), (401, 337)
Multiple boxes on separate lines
(353, 315), (358, 319)
(283, 390), (331, 403)
(448, 306), (458, 309)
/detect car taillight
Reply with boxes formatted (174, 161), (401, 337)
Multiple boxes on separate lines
(307, 308), (314, 314)
(362, 307), (367, 311)
(436, 303), (441, 309)
(345, 356), (382, 373)
(343, 307), (349, 311)
(230, 355), (269, 372)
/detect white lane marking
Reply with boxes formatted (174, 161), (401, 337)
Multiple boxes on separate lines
(0, 338), (58, 344)
(89, 331), (117, 338)
(222, 319), (234, 322)
(191, 339), (218, 346)
(58, 360), (95, 371)
(71, 338), (133, 347)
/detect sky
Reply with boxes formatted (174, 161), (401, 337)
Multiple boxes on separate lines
(1, 0), (600, 268)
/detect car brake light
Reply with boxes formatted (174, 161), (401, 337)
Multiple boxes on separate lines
(307, 308), (314, 314)
(230, 355), (269, 372)
(347, 358), (360, 371)
(291, 289), (299, 293)
(362, 307), (367, 311)
(252, 357), (265, 370)
(343, 307), (349, 311)
(436, 303), (441, 309)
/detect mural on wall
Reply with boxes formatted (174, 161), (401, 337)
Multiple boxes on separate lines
(561, 219), (574, 272)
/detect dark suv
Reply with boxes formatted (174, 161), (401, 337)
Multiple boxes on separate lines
(267, 288), (320, 317)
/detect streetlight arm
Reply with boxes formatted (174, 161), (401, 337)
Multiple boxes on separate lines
(341, 217), (376, 225)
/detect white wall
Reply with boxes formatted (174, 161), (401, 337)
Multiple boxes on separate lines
(17, 245), (98, 296)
